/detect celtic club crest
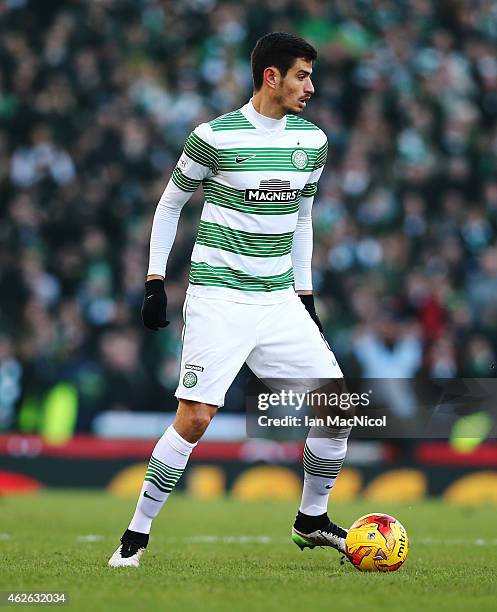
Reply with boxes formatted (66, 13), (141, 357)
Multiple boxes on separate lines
(291, 149), (308, 169)
(183, 372), (198, 388)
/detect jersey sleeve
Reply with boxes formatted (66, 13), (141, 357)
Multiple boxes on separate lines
(291, 133), (328, 291)
(147, 123), (218, 277)
(300, 135), (328, 198)
(173, 122), (219, 187)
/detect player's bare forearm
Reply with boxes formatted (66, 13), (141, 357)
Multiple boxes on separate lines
(147, 274), (165, 281)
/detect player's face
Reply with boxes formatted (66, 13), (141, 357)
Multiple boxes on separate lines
(277, 58), (315, 114)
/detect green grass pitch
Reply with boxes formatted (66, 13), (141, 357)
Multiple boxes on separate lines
(1, 491), (496, 611)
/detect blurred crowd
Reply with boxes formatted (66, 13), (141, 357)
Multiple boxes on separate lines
(2, 0), (497, 431)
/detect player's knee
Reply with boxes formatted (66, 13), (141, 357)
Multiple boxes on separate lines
(181, 402), (215, 437)
(189, 411), (212, 435)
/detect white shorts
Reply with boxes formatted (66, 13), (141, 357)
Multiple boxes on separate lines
(175, 293), (343, 407)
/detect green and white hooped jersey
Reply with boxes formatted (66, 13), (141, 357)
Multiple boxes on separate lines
(151, 101), (327, 304)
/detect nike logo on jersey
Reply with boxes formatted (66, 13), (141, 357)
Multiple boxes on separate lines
(235, 155), (256, 163)
(143, 490), (161, 502)
(325, 485), (332, 489)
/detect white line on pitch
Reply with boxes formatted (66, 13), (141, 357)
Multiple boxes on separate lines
(183, 535), (274, 544)
(160, 536), (497, 546)
(76, 534), (104, 542)
(416, 537), (497, 545)
(71, 535), (497, 546)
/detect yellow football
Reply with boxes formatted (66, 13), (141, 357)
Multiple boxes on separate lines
(345, 513), (408, 572)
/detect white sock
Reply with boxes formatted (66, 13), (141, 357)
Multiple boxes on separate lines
(299, 430), (348, 516)
(128, 425), (196, 534)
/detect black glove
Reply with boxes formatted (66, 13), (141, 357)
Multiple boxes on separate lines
(299, 294), (324, 334)
(141, 279), (170, 331)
